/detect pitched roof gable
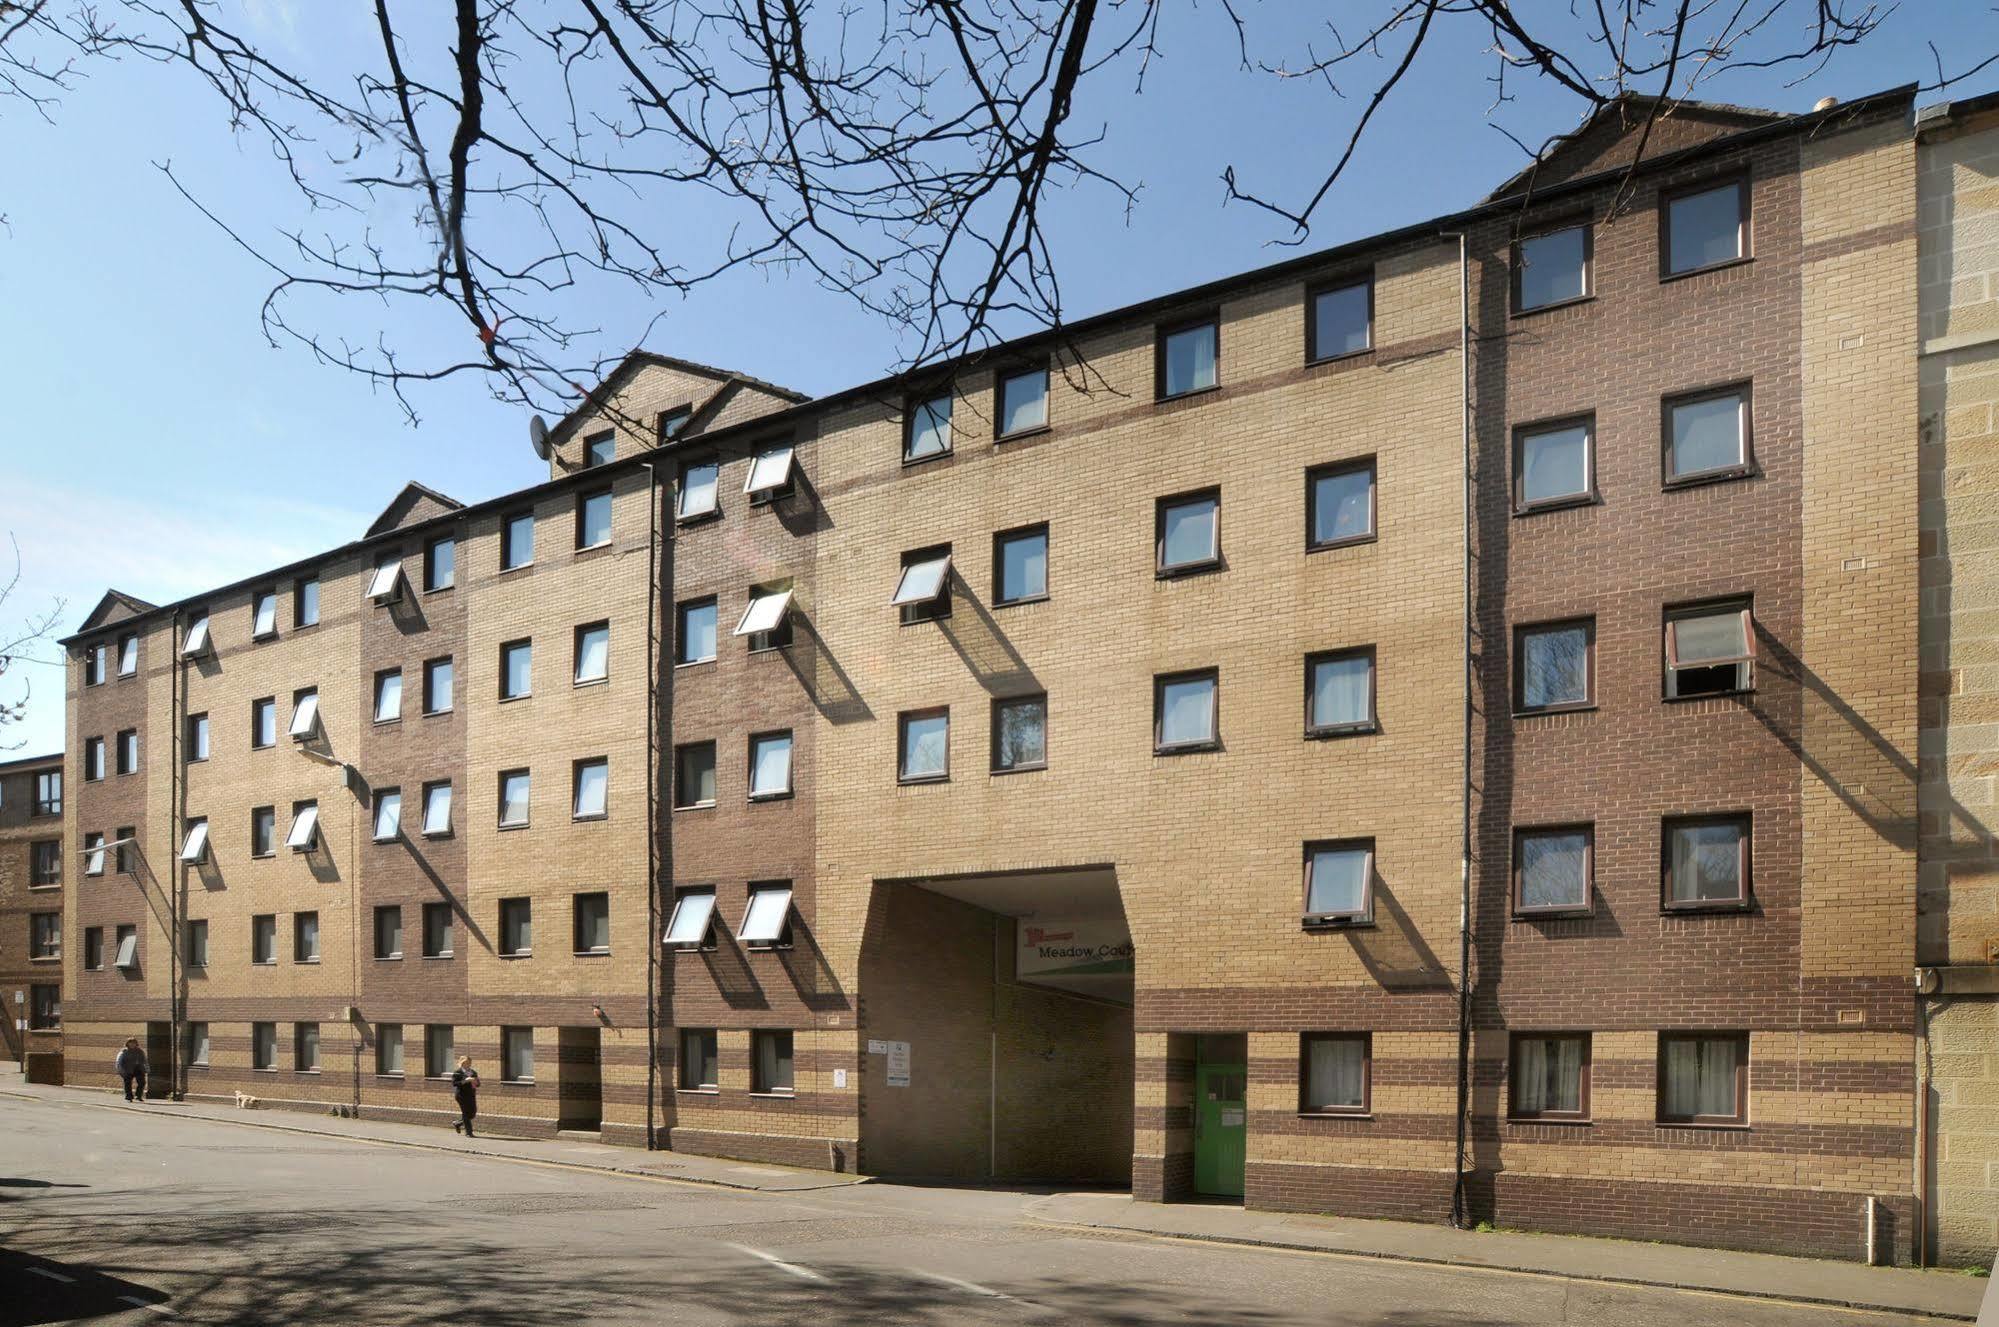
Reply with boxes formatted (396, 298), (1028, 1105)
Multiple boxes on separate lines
(546, 351), (808, 448)
(365, 482), (465, 538)
(1488, 94), (1785, 201)
(75, 589), (158, 636)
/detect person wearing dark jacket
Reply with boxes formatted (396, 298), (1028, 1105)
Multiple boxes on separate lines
(115, 1039), (148, 1102)
(450, 1056), (480, 1137)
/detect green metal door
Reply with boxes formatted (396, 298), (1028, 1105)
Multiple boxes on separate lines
(1193, 1061), (1246, 1197)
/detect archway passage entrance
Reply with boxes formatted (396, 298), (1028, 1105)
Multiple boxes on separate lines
(857, 867), (1133, 1186)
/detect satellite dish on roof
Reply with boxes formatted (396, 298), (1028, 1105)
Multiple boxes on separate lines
(529, 415), (552, 461)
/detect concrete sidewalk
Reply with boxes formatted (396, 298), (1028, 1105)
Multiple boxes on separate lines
(1025, 1191), (1991, 1321)
(0, 1078), (865, 1194)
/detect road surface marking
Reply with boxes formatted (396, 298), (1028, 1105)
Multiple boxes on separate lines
(725, 1243), (827, 1282)
(911, 1269), (1007, 1298)
(27, 1267), (75, 1283)
(117, 1296), (171, 1315)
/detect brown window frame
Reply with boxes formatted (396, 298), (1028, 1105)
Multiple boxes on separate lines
(293, 576), (320, 628)
(83, 926), (104, 971)
(33, 771), (60, 817)
(675, 453), (721, 524)
(992, 523), (1050, 607)
(572, 890), (611, 956)
(1510, 414), (1597, 513)
(679, 1027), (720, 1091)
(498, 638), (532, 701)
(116, 728), (138, 776)
(747, 729), (796, 801)
(1661, 812), (1753, 913)
(1155, 487), (1222, 577)
(752, 1028), (796, 1095)
(501, 509), (536, 568)
(83, 642), (105, 687)
(250, 587), (279, 640)
(582, 430), (616, 468)
(1304, 458), (1378, 552)
(422, 533), (456, 593)
(1153, 668), (1220, 755)
(571, 756), (610, 821)
(990, 692), (1049, 774)
(1154, 311), (1220, 401)
(115, 825), (135, 875)
(574, 485), (614, 550)
(1507, 1032), (1592, 1122)
(1661, 382), (1755, 488)
(993, 362), (1051, 440)
(421, 900), (454, 958)
(675, 596), (719, 666)
(896, 544), (954, 625)
(1302, 838), (1375, 927)
(1509, 218), (1594, 315)
(897, 706), (952, 784)
(1513, 617), (1596, 715)
(903, 386), (955, 464)
(28, 910), (61, 961)
(1659, 174), (1751, 281)
(658, 403), (695, 443)
(498, 896), (533, 958)
(1663, 598), (1755, 700)
(251, 912), (279, 965)
(1304, 275), (1374, 365)
(29, 839), (61, 887)
(497, 767), (531, 829)
(1304, 647), (1377, 739)
(28, 984), (60, 1031)
(83, 735), (104, 782)
(250, 805), (277, 859)
(1656, 1031), (1750, 1127)
(673, 741), (717, 810)
(1511, 824), (1595, 917)
(1298, 1032), (1372, 1116)
(294, 910), (321, 963)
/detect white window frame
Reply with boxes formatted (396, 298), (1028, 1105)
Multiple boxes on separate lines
(284, 802), (320, 852)
(289, 691), (320, 741)
(744, 444), (797, 498)
(367, 557), (405, 603)
(181, 612), (210, 658)
(179, 818), (209, 864)
(891, 553), (953, 608)
(664, 889), (718, 949)
(733, 588), (794, 639)
(738, 884), (793, 947)
(1665, 602), (1756, 698)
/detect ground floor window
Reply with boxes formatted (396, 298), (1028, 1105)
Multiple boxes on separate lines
(186, 1022), (209, 1066)
(752, 1030), (794, 1095)
(680, 1028), (718, 1090)
(502, 1027), (534, 1083)
(295, 1022), (320, 1072)
(377, 1024), (404, 1076)
(1658, 1032), (1748, 1126)
(252, 1022), (277, 1071)
(1298, 1033), (1368, 1115)
(1509, 1033), (1589, 1121)
(28, 984), (60, 1030)
(425, 1025), (454, 1078)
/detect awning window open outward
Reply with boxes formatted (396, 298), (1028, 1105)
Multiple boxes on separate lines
(181, 615), (210, 658)
(738, 886), (793, 945)
(179, 820), (209, 864)
(286, 804), (320, 851)
(289, 693), (320, 740)
(891, 554), (952, 606)
(367, 559), (404, 602)
(733, 589), (793, 638)
(744, 445), (796, 496)
(664, 891), (717, 948)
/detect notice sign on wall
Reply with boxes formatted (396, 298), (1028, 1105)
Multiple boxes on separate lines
(885, 1041), (911, 1087)
(1017, 918), (1135, 1003)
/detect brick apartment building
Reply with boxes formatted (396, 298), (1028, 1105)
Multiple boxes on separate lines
(59, 84), (1929, 1261)
(1, 751), (64, 1075)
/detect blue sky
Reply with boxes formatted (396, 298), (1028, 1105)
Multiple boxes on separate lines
(2, 2), (1994, 757)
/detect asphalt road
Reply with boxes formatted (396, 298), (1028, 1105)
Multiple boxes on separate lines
(0, 1094), (1945, 1326)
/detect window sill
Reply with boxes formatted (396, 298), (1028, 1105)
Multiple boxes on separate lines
(1513, 704), (1597, 719)
(422, 585), (454, 597)
(1662, 689), (1754, 705)
(28, 884), (61, 893)
(672, 802), (716, 813)
(500, 1078), (535, 1087)
(1510, 294), (1595, 319)
(423, 953), (454, 961)
(1512, 494), (1598, 517)
(572, 813), (608, 823)
(500, 951), (533, 960)
(28, 956), (61, 965)
(373, 716), (402, 727)
(375, 955), (404, 963)
(1155, 384), (1221, 406)
(1507, 1116), (1592, 1126)
(1305, 346), (1374, 369)
(295, 1069), (323, 1076)
(1513, 908), (1592, 922)
(749, 1091), (797, 1100)
(1655, 1119), (1750, 1131)
(499, 562), (535, 575)
(251, 852), (275, 861)
(498, 821), (530, 832)
(1153, 742), (1220, 757)
(422, 708), (455, 719)
(1305, 723), (1377, 741)
(294, 958), (321, 966)
(1155, 561), (1222, 581)
(748, 791), (795, 803)
(995, 424), (1052, 444)
(991, 762), (1047, 776)
(498, 693), (531, 705)
(897, 774), (950, 786)
(1297, 1110), (1371, 1120)
(994, 594), (1050, 610)
(1663, 466), (1757, 492)
(675, 510), (721, 528)
(253, 1068), (279, 1075)
(375, 1072), (406, 1080)
(1306, 533), (1378, 555)
(574, 676), (609, 689)
(1660, 901), (1751, 916)
(421, 831), (454, 841)
(675, 658), (717, 670)
(900, 448), (954, 469)
(574, 542), (614, 557)
(1302, 918), (1375, 932)
(573, 949), (611, 958)
(1661, 255), (1753, 284)
(677, 1087), (721, 1096)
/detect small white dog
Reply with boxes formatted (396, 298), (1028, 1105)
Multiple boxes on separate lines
(233, 1091), (260, 1109)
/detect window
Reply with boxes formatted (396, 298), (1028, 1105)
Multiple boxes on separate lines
(374, 669), (403, 723)
(748, 731), (794, 799)
(251, 697), (277, 749)
(677, 457), (720, 521)
(573, 757), (609, 819)
(30, 839), (60, 886)
(1513, 223), (1591, 312)
(502, 510), (535, 569)
(898, 708), (950, 783)
(997, 365), (1049, 437)
(680, 1028), (719, 1090)
(294, 575), (320, 627)
(247, 1022), (274, 1071)
(1299, 1033), (1369, 1114)
(251, 913), (276, 964)
(734, 585), (794, 650)
(1307, 460), (1376, 550)
(1664, 600), (1755, 699)
(367, 556), (405, 604)
(186, 712), (210, 762)
(252, 589), (278, 639)
(574, 621), (609, 684)
(29, 911), (60, 960)
(295, 1022), (321, 1072)
(673, 742), (717, 809)
(181, 610), (210, 658)
(664, 889), (718, 949)
(29, 985), (60, 1031)
(1157, 489), (1221, 574)
(1514, 417), (1594, 511)
(250, 806), (276, 858)
(84, 736), (104, 781)
(374, 905), (403, 959)
(1658, 1032), (1748, 1125)
(500, 639), (532, 699)
(373, 787), (402, 841)
(377, 1025), (405, 1075)
(994, 525), (1048, 605)
(1306, 277), (1371, 362)
(1662, 178), (1748, 277)
(500, 897), (533, 957)
(116, 728), (138, 775)
(905, 390), (952, 461)
(289, 688), (320, 741)
(114, 925), (138, 970)
(740, 883), (793, 947)
(753, 1029), (795, 1095)
(422, 657), (454, 714)
(1663, 814), (1751, 910)
(1515, 620), (1594, 713)
(280, 801), (316, 855)
(425, 1025), (454, 1077)
(1304, 840), (1374, 925)
(114, 827), (134, 875)
(1153, 670), (1219, 753)
(179, 817), (209, 865)
(584, 431), (616, 468)
(573, 892), (611, 954)
(118, 632), (138, 676)
(422, 780), (453, 837)
(676, 597), (718, 665)
(424, 534), (456, 592)
(85, 927), (104, 970)
(502, 1027), (535, 1082)
(423, 902), (454, 958)
(1514, 826), (1592, 915)
(83, 831), (104, 877)
(34, 770), (60, 816)
(893, 546), (953, 624)
(660, 405), (694, 440)
(186, 1022), (209, 1067)
(85, 643), (105, 686)
(1156, 315), (1218, 399)
(744, 443), (796, 501)
(992, 694), (1048, 773)
(1511, 1033), (1590, 1120)
(1306, 649), (1376, 737)
(576, 487), (613, 549)
(295, 911), (320, 962)
(1664, 385), (1751, 484)
(498, 769), (531, 827)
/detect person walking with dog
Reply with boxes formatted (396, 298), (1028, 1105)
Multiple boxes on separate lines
(450, 1055), (480, 1137)
(115, 1038), (148, 1102)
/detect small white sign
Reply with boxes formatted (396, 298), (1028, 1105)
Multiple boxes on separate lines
(886, 1040), (911, 1088)
(832, 1068), (848, 1089)
(867, 1039), (888, 1055)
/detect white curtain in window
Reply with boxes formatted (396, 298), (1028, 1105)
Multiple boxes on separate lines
(1307, 1038), (1364, 1110)
(1669, 822), (1741, 902)
(1516, 1037), (1582, 1113)
(576, 627), (608, 681)
(1666, 1037), (1738, 1117)
(751, 736), (792, 796)
(908, 396), (952, 458)
(1312, 655), (1371, 727)
(678, 463), (719, 518)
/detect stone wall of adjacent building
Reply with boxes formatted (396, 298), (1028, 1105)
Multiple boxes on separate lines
(0, 753), (63, 1070)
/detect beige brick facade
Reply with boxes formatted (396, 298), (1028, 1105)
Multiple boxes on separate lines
(0, 751), (63, 1072)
